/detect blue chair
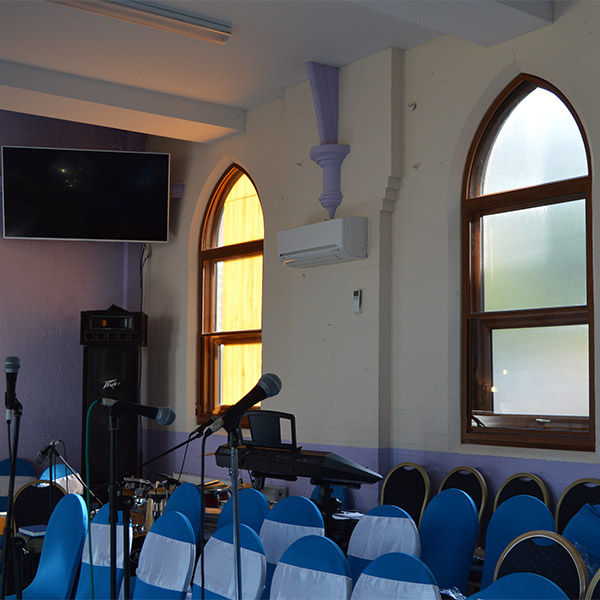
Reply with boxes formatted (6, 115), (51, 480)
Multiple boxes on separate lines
(0, 458), (36, 511)
(270, 535), (351, 599)
(481, 494), (556, 590)
(217, 487), (270, 535)
(468, 572), (568, 599)
(162, 482), (204, 545)
(40, 463), (83, 495)
(420, 488), (479, 594)
(133, 510), (196, 599)
(346, 504), (420, 585)
(7, 493), (88, 599)
(259, 496), (324, 599)
(74, 503), (132, 599)
(192, 523), (266, 600)
(351, 552), (440, 600)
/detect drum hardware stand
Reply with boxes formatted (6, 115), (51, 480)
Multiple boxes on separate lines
(44, 446), (103, 506)
(108, 410), (133, 600)
(0, 394), (23, 600)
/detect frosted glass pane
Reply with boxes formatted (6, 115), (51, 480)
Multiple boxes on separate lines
(482, 88), (587, 195)
(214, 255), (263, 332)
(218, 342), (262, 406)
(491, 326), (588, 416)
(216, 174), (264, 246)
(482, 200), (586, 311)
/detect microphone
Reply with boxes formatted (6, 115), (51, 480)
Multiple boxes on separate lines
(35, 440), (59, 465)
(101, 398), (176, 426)
(206, 373), (282, 435)
(5, 356), (20, 412)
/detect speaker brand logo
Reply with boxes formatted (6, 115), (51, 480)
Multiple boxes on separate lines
(102, 378), (121, 390)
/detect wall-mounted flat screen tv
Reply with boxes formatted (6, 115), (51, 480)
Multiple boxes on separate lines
(1, 146), (170, 243)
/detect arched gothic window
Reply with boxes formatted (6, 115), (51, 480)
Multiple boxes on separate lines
(198, 166), (264, 419)
(462, 74), (593, 450)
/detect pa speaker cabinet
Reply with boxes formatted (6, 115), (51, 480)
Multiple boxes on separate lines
(81, 323), (144, 503)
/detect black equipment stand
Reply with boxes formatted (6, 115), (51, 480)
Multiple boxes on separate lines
(225, 426), (243, 600)
(0, 399), (24, 600)
(108, 410), (133, 600)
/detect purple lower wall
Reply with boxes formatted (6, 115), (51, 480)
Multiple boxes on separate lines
(143, 428), (600, 515)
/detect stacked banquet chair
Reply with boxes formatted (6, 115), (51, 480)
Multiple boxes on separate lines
(193, 523), (266, 600)
(346, 505), (420, 585)
(493, 530), (588, 600)
(258, 495), (325, 599)
(478, 494), (556, 592)
(0, 458), (36, 511)
(351, 552), (441, 600)
(556, 479), (600, 534)
(493, 472), (551, 512)
(6, 493), (88, 599)
(380, 462), (431, 526)
(468, 572), (569, 600)
(132, 510), (196, 599)
(419, 488), (480, 595)
(217, 487), (271, 535)
(269, 535), (352, 600)
(75, 503), (132, 599)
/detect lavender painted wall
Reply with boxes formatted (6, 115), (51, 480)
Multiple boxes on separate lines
(0, 110), (146, 474)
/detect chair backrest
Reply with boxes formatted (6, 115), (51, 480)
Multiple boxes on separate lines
(259, 495), (324, 599)
(493, 472), (551, 511)
(192, 522), (266, 600)
(438, 466), (488, 523)
(556, 479), (600, 534)
(346, 504), (420, 585)
(75, 503), (133, 599)
(471, 572), (569, 599)
(380, 462), (431, 526)
(217, 487), (270, 535)
(12, 479), (66, 532)
(133, 511), (196, 599)
(586, 568), (600, 600)
(420, 488), (479, 594)
(0, 458), (36, 511)
(40, 463), (84, 495)
(20, 493), (89, 599)
(162, 482), (204, 545)
(481, 494), (556, 590)
(351, 552), (441, 600)
(270, 534), (351, 600)
(494, 530), (588, 600)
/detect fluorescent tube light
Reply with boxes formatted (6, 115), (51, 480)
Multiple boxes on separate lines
(48, 0), (231, 44)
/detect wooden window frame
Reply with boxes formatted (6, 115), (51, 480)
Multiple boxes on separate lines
(461, 75), (594, 451)
(197, 165), (264, 420)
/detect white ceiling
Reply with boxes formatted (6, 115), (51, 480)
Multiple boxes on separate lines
(0, 0), (553, 143)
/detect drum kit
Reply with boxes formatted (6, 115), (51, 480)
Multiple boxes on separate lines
(122, 477), (232, 536)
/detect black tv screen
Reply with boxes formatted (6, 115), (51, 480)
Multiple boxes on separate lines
(1, 146), (170, 242)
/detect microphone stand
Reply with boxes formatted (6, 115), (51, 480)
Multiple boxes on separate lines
(0, 398), (23, 600)
(225, 424), (243, 600)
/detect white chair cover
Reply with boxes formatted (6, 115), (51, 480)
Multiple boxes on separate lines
(351, 574), (441, 600)
(347, 514), (420, 560)
(270, 563), (351, 600)
(55, 473), (84, 495)
(137, 531), (195, 592)
(260, 520), (325, 565)
(198, 535), (266, 600)
(81, 521), (132, 568)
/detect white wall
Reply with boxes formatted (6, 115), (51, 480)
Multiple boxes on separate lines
(143, 0), (600, 475)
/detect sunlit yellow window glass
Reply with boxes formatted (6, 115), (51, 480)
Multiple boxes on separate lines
(200, 168), (264, 413)
(216, 175), (264, 246)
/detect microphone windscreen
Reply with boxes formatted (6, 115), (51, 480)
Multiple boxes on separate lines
(257, 373), (282, 398)
(5, 356), (20, 373)
(156, 406), (176, 426)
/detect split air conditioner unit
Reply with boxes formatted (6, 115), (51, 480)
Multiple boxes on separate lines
(278, 216), (367, 268)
